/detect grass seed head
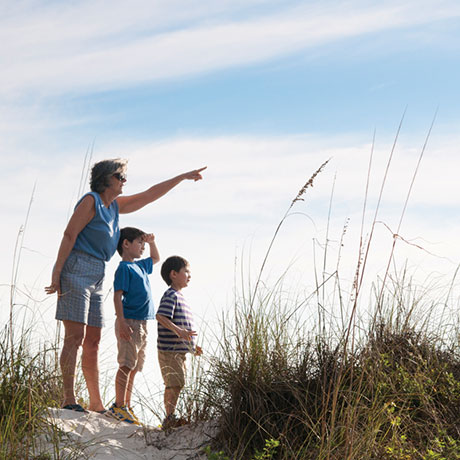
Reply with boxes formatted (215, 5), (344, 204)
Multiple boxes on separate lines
(292, 158), (330, 205)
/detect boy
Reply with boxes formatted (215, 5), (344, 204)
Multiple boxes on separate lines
(110, 227), (160, 424)
(156, 255), (202, 429)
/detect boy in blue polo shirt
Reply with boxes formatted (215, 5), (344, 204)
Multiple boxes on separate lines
(110, 227), (160, 425)
(156, 255), (202, 429)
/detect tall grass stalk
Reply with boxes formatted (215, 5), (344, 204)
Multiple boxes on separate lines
(376, 111), (437, 314)
(325, 115), (415, 459)
(9, 183), (36, 350)
(249, 159), (330, 309)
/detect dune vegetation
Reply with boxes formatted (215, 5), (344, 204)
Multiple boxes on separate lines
(2, 136), (460, 460)
(197, 147), (460, 459)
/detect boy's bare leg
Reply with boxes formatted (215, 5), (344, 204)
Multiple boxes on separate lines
(61, 320), (85, 406)
(125, 369), (137, 408)
(115, 366), (132, 407)
(82, 325), (105, 411)
(164, 386), (181, 417)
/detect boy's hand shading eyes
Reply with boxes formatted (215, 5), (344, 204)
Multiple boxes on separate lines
(143, 233), (155, 244)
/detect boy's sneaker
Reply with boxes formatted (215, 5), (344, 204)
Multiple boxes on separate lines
(109, 403), (139, 425)
(127, 406), (141, 425)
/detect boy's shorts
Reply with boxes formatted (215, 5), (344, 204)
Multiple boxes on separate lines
(116, 319), (148, 371)
(55, 250), (105, 328)
(158, 350), (187, 388)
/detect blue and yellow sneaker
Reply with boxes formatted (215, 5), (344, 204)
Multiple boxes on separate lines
(109, 403), (139, 425)
(127, 406), (141, 425)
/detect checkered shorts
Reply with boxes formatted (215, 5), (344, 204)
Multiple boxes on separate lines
(55, 250), (106, 327)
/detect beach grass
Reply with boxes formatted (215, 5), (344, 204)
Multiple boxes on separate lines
(202, 281), (460, 459)
(0, 323), (63, 459)
(199, 147), (460, 459)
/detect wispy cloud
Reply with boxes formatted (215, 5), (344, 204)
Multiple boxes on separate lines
(3, 132), (458, 244)
(2, 0), (459, 97)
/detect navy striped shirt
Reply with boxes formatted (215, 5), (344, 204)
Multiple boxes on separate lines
(157, 287), (195, 353)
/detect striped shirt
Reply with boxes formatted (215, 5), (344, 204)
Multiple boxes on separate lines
(157, 287), (195, 353)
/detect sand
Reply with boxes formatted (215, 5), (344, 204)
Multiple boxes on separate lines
(40, 408), (218, 459)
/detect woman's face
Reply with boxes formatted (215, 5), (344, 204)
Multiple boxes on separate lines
(107, 171), (127, 195)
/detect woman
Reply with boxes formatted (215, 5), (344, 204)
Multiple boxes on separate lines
(45, 159), (205, 412)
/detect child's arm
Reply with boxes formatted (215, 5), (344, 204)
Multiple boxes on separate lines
(143, 233), (160, 264)
(156, 314), (197, 342)
(114, 290), (133, 341)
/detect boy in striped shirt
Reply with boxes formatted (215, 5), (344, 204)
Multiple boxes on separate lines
(156, 255), (202, 429)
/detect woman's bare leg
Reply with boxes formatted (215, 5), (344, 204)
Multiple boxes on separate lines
(82, 325), (105, 411)
(61, 320), (85, 406)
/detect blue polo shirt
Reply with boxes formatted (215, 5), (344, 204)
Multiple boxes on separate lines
(114, 258), (155, 320)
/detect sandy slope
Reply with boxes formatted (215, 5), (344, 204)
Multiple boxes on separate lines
(41, 408), (218, 459)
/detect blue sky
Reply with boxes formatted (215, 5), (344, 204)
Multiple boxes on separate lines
(1, 0), (459, 417)
(2, 0), (460, 143)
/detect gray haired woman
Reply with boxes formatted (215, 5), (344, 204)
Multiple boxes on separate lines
(45, 159), (205, 413)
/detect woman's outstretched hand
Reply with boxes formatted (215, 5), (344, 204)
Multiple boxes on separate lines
(182, 167), (207, 182)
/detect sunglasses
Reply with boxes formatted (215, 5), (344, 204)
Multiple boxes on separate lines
(113, 172), (127, 182)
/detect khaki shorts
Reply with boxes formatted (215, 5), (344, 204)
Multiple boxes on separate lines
(116, 319), (148, 371)
(158, 351), (187, 388)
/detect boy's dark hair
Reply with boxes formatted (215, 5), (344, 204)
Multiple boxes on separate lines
(161, 256), (189, 285)
(117, 227), (146, 256)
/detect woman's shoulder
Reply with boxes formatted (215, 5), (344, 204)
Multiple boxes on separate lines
(71, 193), (97, 220)
(75, 192), (97, 207)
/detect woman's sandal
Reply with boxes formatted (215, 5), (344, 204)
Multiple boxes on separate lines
(62, 404), (89, 413)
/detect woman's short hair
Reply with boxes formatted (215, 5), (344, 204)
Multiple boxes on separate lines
(90, 158), (128, 194)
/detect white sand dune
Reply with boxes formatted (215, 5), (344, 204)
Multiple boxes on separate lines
(41, 408), (218, 459)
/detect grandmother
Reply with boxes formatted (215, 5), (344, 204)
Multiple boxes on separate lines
(45, 159), (205, 413)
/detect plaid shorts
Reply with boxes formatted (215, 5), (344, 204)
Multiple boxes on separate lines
(55, 250), (106, 327)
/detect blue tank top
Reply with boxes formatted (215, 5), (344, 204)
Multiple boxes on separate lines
(73, 192), (120, 261)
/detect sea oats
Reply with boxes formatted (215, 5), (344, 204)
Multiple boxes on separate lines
(291, 158), (330, 206)
(250, 159), (330, 308)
